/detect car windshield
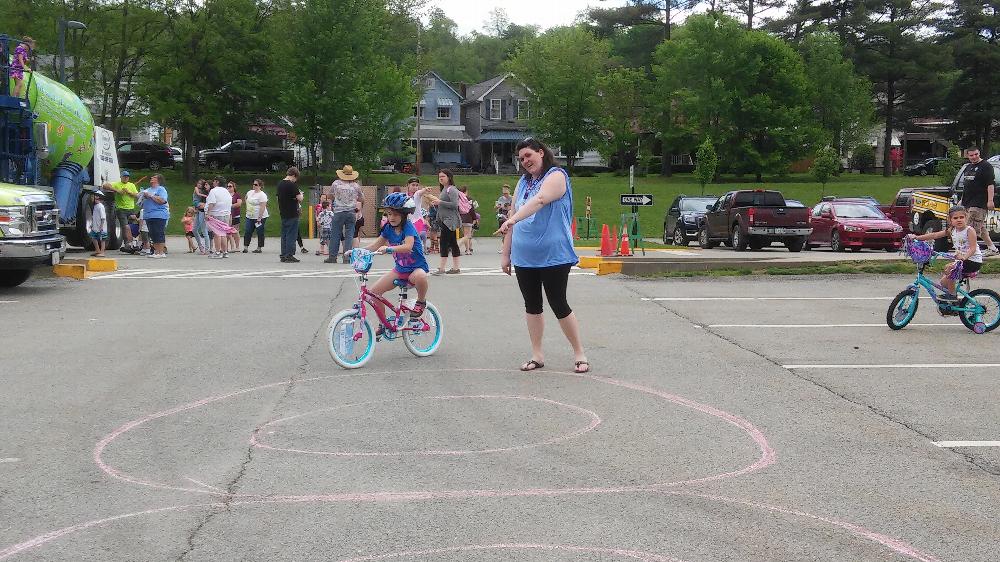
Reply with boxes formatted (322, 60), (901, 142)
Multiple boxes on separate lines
(679, 198), (715, 211)
(834, 203), (885, 219)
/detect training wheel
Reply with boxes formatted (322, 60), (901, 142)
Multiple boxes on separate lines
(974, 322), (987, 334)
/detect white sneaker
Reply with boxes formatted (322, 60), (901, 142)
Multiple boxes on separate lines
(152, 253), (166, 259)
(208, 253), (223, 259)
(985, 247), (999, 257)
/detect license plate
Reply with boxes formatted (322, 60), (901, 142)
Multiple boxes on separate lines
(772, 228), (788, 234)
(51, 252), (60, 265)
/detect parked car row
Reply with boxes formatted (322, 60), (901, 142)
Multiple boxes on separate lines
(664, 191), (905, 253)
(116, 139), (294, 172)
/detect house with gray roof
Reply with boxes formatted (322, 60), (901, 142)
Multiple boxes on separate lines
(461, 74), (532, 174)
(407, 71), (472, 173)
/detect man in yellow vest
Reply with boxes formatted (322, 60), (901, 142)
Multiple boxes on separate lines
(107, 170), (138, 245)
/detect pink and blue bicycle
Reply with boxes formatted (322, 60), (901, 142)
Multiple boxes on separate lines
(328, 248), (443, 368)
(887, 239), (1000, 333)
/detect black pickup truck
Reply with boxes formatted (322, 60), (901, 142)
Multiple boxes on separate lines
(198, 140), (294, 172)
(698, 189), (812, 251)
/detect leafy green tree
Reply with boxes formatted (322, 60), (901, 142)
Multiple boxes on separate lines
(812, 145), (840, 195)
(694, 138), (718, 195)
(654, 14), (819, 181)
(277, 0), (418, 176)
(850, 0), (947, 177)
(937, 145), (964, 185)
(850, 143), (875, 173)
(506, 26), (610, 169)
(801, 30), (873, 155)
(141, 0), (274, 179)
(596, 67), (648, 173)
(938, 0), (1000, 154)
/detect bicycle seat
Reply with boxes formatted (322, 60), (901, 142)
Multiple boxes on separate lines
(393, 279), (414, 288)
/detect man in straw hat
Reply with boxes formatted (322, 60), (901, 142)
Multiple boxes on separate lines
(325, 164), (364, 264)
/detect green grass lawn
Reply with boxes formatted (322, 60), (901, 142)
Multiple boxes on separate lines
(152, 168), (942, 238)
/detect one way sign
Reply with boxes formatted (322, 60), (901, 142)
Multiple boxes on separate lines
(620, 194), (653, 206)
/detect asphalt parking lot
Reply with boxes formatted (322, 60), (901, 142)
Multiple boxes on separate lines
(2, 238), (998, 561)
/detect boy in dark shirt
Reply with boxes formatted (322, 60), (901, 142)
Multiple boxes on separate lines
(959, 148), (999, 255)
(277, 167), (303, 262)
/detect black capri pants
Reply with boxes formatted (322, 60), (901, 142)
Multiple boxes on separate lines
(439, 226), (461, 258)
(514, 263), (574, 319)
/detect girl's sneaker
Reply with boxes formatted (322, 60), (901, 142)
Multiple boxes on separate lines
(409, 301), (426, 318)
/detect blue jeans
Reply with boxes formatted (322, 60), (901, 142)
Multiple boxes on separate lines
(193, 212), (210, 250)
(280, 217), (299, 257)
(329, 210), (356, 258)
(244, 217), (266, 248)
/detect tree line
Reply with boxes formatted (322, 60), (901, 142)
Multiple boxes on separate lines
(3, 0), (998, 180)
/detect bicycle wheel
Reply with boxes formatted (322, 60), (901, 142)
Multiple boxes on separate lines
(886, 288), (919, 330)
(402, 302), (443, 357)
(328, 309), (375, 369)
(959, 288), (1000, 333)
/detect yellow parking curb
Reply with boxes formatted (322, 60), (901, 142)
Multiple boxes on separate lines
(578, 256), (602, 269)
(597, 261), (622, 275)
(53, 263), (89, 280)
(63, 257), (118, 272)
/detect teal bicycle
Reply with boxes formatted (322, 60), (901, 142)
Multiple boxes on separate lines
(887, 239), (1000, 333)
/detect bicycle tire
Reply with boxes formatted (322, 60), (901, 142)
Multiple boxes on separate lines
(328, 309), (375, 369)
(886, 288), (919, 330)
(402, 302), (444, 357)
(959, 288), (1000, 333)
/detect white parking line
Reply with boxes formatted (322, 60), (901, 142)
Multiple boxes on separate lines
(710, 323), (956, 328)
(642, 297), (891, 301)
(783, 363), (1000, 370)
(0, 300), (18, 304)
(932, 441), (1000, 447)
(0, 458), (20, 463)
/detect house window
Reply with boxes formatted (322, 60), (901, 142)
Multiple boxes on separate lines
(517, 99), (529, 120)
(489, 99), (502, 120)
(414, 106), (424, 118)
(437, 107), (450, 119)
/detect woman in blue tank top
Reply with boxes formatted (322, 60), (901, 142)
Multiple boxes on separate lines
(496, 138), (590, 374)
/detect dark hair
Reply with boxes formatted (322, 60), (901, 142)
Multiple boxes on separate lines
(968, 147), (982, 153)
(321, 200), (330, 208)
(407, 177), (420, 185)
(515, 137), (557, 178)
(438, 168), (455, 187)
(252, 178), (263, 187)
(458, 185), (468, 193)
(286, 166), (300, 178)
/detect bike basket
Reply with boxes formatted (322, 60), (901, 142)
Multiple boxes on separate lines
(351, 248), (374, 273)
(905, 239), (934, 265)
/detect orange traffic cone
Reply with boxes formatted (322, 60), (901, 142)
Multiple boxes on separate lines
(571, 219), (578, 240)
(612, 229), (619, 255)
(599, 224), (613, 256)
(620, 227), (632, 256)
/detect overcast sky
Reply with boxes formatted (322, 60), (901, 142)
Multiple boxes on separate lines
(429, 0), (629, 36)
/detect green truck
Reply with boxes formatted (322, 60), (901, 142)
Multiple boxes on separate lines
(2, 34), (119, 287)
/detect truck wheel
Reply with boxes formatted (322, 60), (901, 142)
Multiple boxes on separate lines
(148, 159), (162, 171)
(268, 160), (283, 173)
(919, 169), (928, 176)
(672, 227), (687, 246)
(0, 270), (32, 287)
(731, 225), (748, 251)
(207, 159), (221, 170)
(785, 237), (805, 252)
(698, 227), (716, 249)
(924, 219), (950, 252)
(103, 199), (121, 251)
(831, 230), (844, 252)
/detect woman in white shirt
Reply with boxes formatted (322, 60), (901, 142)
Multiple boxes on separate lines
(242, 179), (270, 253)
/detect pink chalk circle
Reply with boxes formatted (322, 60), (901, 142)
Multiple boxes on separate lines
(334, 543), (687, 561)
(249, 395), (603, 457)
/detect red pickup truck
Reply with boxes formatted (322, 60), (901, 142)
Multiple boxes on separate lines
(697, 190), (812, 251)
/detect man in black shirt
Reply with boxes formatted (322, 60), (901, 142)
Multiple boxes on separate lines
(959, 147), (998, 255)
(276, 166), (303, 262)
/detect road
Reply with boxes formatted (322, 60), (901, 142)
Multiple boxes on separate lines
(1, 237), (997, 561)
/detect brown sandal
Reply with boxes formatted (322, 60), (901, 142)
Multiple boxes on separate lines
(574, 361), (591, 373)
(520, 360), (544, 372)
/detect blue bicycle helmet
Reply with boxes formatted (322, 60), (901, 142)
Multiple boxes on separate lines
(383, 192), (416, 213)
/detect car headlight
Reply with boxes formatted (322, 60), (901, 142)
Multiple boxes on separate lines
(892, 224), (903, 232)
(0, 206), (29, 236)
(843, 225), (863, 232)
